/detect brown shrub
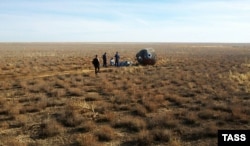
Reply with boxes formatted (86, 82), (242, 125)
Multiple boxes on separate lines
(147, 112), (178, 129)
(104, 111), (116, 122)
(2, 101), (21, 116)
(204, 123), (218, 138)
(59, 110), (83, 127)
(182, 112), (200, 126)
(0, 80), (13, 90)
(78, 121), (96, 132)
(198, 109), (217, 120)
(230, 105), (249, 123)
(169, 137), (182, 146)
(54, 79), (66, 88)
(70, 78), (82, 88)
(113, 103), (131, 111)
(37, 119), (64, 139)
(27, 80), (48, 93)
(37, 96), (47, 108)
(141, 95), (164, 112)
(56, 75), (66, 80)
(131, 104), (147, 117)
(95, 125), (115, 141)
(67, 88), (82, 96)
(75, 134), (100, 146)
(27, 118), (64, 139)
(19, 81), (28, 89)
(211, 102), (231, 113)
(85, 92), (99, 101)
(75, 75), (83, 82)
(152, 129), (171, 142)
(113, 93), (131, 105)
(112, 116), (146, 132)
(188, 104), (201, 111)
(0, 121), (9, 129)
(9, 105), (21, 116)
(46, 97), (65, 107)
(47, 88), (66, 97)
(134, 130), (153, 146)
(20, 105), (40, 114)
(15, 115), (28, 127)
(165, 94), (184, 106)
(143, 100), (158, 112)
(154, 94), (165, 103)
(96, 111), (115, 123)
(82, 72), (91, 77)
(94, 101), (113, 114)
(1, 137), (27, 146)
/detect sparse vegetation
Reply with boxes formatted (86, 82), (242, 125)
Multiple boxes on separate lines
(0, 43), (249, 146)
(95, 125), (115, 141)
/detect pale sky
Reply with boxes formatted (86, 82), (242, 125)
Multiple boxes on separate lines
(0, 0), (250, 42)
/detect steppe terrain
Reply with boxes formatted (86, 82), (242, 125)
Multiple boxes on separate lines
(0, 43), (249, 146)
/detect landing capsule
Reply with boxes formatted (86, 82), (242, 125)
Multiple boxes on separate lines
(136, 48), (156, 65)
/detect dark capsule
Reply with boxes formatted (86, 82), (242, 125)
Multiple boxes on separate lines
(136, 48), (156, 65)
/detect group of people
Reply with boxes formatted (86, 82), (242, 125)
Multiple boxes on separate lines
(92, 52), (120, 74)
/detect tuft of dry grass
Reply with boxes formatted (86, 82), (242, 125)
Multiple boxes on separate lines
(134, 130), (153, 146)
(15, 115), (28, 127)
(165, 94), (185, 107)
(85, 92), (100, 101)
(67, 87), (82, 96)
(47, 88), (67, 97)
(78, 120), (97, 132)
(152, 129), (171, 142)
(182, 112), (200, 126)
(27, 80), (48, 93)
(20, 105), (40, 114)
(96, 111), (115, 123)
(204, 123), (218, 138)
(210, 102), (231, 113)
(198, 109), (217, 120)
(147, 112), (178, 129)
(54, 79), (66, 88)
(112, 116), (146, 132)
(131, 104), (147, 117)
(169, 137), (182, 146)
(230, 105), (249, 123)
(75, 134), (100, 146)
(1, 137), (27, 146)
(142, 100), (158, 112)
(36, 119), (64, 139)
(95, 125), (115, 141)
(58, 110), (83, 127)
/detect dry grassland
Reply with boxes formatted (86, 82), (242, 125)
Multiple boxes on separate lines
(0, 43), (249, 146)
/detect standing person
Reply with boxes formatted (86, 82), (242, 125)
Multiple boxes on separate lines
(114, 52), (120, 67)
(92, 55), (100, 74)
(102, 52), (107, 67)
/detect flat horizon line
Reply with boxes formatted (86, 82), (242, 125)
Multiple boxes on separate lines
(0, 42), (249, 44)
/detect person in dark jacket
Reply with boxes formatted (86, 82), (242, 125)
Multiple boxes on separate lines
(92, 55), (100, 74)
(102, 52), (107, 67)
(114, 52), (120, 67)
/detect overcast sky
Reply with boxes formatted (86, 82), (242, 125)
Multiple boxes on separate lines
(0, 0), (250, 42)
